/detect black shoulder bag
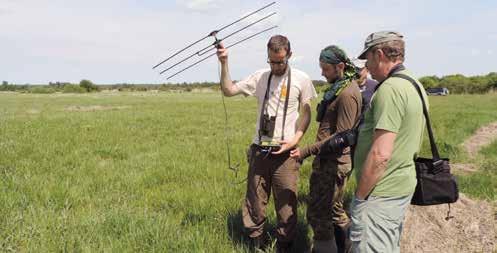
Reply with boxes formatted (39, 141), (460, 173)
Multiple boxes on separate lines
(392, 73), (459, 206)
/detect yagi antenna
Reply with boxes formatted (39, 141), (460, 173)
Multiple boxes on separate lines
(153, 2), (278, 79)
(159, 12), (277, 75)
(166, 25), (278, 80)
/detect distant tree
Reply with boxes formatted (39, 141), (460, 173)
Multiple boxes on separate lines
(419, 76), (439, 89)
(1, 81), (11, 91)
(48, 81), (66, 90)
(487, 72), (497, 89)
(79, 79), (99, 92)
(438, 74), (470, 93)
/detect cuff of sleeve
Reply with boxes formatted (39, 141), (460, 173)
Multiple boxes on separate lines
(374, 125), (399, 134)
(300, 146), (312, 159)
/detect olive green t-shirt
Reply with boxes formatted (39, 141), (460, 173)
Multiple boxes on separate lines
(353, 69), (428, 197)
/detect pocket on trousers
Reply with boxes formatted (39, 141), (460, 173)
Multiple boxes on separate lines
(350, 218), (365, 250)
(349, 228), (363, 242)
(349, 197), (367, 243)
(246, 146), (251, 163)
(350, 197), (367, 216)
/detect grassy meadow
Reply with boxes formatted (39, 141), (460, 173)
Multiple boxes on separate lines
(0, 91), (496, 252)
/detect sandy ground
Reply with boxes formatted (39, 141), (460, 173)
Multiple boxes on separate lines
(401, 194), (496, 253)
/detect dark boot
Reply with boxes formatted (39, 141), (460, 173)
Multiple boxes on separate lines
(251, 233), (270, 250)
(334, 223), (351, 253)
(276, 241), (293, 253)
(311, 240), (337, 253)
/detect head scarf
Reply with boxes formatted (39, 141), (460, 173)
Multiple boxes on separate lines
(319, 45), (358, 80)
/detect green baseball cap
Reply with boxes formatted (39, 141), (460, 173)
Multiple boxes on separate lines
(358, 31), (404, 59)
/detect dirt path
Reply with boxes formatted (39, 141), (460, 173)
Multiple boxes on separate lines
(401, 194), (496, 252)
(401, 121), (497, 252)
(463, 122), (497, 159)
(451, 122), (497, 174)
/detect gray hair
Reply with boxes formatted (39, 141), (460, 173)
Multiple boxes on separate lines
(371, 40), (405, 62)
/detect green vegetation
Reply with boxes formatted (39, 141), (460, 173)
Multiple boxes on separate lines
(63, 84), (87, 93)
(419, 72), (497, 94)
(0, 92), (496, 252)
(418, 94), (497, 161)
(79, 79), (99, 92)
(457, 140), (497, 200)
(2, 72), (497, 94)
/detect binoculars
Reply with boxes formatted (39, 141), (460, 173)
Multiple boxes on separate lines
(260, 114), (276, 138)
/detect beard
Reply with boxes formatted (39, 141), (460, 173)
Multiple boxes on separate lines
(271, 66), (287, 76)
(327, 76), (339, 84)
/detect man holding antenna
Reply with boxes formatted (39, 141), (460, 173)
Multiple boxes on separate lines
(217, 35), (316, 251)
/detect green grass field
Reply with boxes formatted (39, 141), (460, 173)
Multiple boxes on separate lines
(1, 92), (496, 252)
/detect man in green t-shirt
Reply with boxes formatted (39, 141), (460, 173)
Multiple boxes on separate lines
(350, 31), (428, 252)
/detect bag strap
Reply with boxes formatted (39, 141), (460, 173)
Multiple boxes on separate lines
(258, 72), (273, 144)
(391, 73), (441, 160)
(281, 67), (291, 141)
(258, 68), (292, 143)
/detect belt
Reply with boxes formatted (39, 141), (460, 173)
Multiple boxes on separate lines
(252, 144), (285, 160)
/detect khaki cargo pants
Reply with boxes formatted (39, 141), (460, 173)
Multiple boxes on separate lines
(242, 144), (301, 245)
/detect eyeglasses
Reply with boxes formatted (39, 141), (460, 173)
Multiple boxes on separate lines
(267, 58), (288, 66)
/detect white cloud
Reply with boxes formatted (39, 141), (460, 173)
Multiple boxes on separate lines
(1, 1), (496, 83)
(0, 8), (11, 15)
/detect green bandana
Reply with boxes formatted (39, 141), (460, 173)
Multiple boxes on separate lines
(316, 77), (353, 122)
(320, 45), (348, 65)
(316, 45), (359, 122)
(320, 45), (358, 80)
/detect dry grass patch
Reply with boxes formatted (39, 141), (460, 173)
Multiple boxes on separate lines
(64, 105), (131, 112)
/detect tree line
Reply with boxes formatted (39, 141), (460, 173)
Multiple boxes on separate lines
(1, 72), (496, 94)
(419, 72), (497, 94)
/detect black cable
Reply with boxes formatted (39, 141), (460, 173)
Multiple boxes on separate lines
(217, 61), (245, 185)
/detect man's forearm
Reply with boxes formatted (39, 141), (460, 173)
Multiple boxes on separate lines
(356, 152), (389, 199)
(295, 102), (311, 141)
(220, 62), (236, 97)
(356, 130), (396, 199)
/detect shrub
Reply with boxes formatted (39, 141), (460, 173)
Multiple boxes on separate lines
(63, 84), (86, 93)
(79, 79), (99, 92)
(29, 87), (56, 94)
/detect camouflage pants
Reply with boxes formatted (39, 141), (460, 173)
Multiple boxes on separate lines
(307, 158), (351, 241)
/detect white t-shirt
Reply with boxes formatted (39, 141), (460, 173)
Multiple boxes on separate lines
(235, 67), (317, 145)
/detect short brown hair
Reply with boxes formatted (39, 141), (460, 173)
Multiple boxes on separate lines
(267, 35), (291, 54)
(371, 40), (405, 62)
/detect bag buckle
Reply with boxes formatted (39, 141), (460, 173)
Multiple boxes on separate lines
(432, 159), (444, 173)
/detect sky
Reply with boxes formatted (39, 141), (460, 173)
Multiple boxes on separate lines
(1, 0), (496, 84)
